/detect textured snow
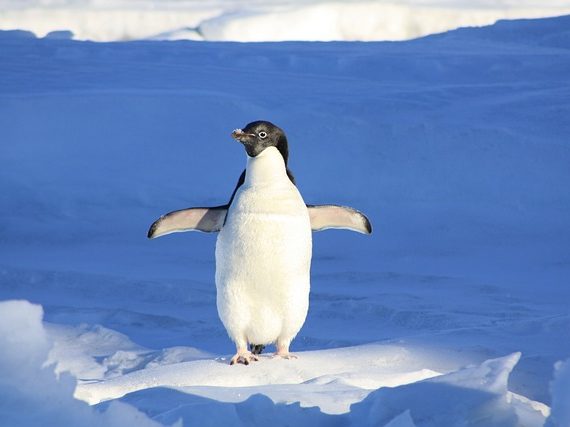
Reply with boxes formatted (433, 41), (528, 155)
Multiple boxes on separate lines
(75, 343), (441, 411)
(350, 353), (525, 426)
(1, 0), (570, 41)
(0, 300), (167, 427)
(1, 13), (570, 427)
(198, 3), (570, 42)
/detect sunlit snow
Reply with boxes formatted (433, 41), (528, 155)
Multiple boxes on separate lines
(1, 0), (570, 41)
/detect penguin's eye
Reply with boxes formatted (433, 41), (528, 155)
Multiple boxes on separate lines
(258, 131), (268, 139)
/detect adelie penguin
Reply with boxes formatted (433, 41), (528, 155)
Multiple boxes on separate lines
(148, 121), (372, 365)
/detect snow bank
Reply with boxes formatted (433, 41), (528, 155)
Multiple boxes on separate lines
(199, 3), (570, 42)
(545, 358), (570, 427)
(0, 301), (553, 427)
(0, 300), (169, 427)
(85, 351), (546, 426)
(0, 7), (213, 41)
(1, 0), (570, 41)
(350, 353), (529, 426)
(76, 344), (441, 412)
(0, 301), (551, 426)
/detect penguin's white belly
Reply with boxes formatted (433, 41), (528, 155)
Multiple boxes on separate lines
(215, 182), (312, 346)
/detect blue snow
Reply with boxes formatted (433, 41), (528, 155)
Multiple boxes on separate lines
(0, 14), (569, 427)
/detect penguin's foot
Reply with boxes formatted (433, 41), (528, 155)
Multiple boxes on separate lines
(229, 350), (259, 366)
(273, 351), (298, 360)
(273, 344), (298, 360)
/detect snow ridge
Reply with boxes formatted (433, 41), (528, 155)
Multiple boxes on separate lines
(1, 0), (570, 41)
(0, 300), (168, 427)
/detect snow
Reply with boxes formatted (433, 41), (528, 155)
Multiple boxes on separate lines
(350, 353), (537, 426)
(0, 300), (168, 427)
(546, 359), (570, 427)
(0, 301), (545, 426)
(86, 353), (548, 426)
(1, 12), (570, 427)
(74, 344), (440, 410)
(1, 0), (570, 41)
(197, 3), (570, 42)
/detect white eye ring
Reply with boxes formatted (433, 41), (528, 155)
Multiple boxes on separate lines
(258, 131), (268, 139)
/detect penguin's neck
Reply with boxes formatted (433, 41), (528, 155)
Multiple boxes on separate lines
(245, 146), (287, 186)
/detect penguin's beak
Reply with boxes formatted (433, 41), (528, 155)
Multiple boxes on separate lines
(231, 129), (255, 142)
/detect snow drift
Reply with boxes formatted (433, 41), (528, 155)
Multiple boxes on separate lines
(0, 300), (167, 426)
(1, 0), (570, 41)
(198, 2), (570, 42)
(0, 300), (549, 426)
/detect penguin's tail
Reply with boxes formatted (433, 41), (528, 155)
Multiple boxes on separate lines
(249, 344), (265, 355)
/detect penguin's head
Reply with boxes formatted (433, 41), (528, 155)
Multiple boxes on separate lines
(231, 121), (289, 164)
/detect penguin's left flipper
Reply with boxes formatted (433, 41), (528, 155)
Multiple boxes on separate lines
(148, 206), (228, 239)
(307, 205), (372, 235)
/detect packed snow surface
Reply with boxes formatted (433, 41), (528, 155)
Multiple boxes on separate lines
(1, 0), (570, 41)
(1, 14), (570, 427)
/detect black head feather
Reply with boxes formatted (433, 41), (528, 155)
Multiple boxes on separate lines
(231, 121), (289, 165)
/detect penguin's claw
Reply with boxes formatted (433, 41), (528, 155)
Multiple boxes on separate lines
(273, 352), (298, 360)
(230, 351), (259, 366)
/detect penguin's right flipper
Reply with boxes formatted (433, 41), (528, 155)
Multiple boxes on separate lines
(148, 206), (228, 239)
(307, 205), (372, 234)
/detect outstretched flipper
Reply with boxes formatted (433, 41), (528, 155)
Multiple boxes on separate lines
(308, 205), (372, 234)
(148, 206), (228, 239)
(148, 168), (295, 240)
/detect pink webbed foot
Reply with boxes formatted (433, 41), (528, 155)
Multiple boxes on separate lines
(273, 352), (298, 360)
(273, 344), (298, 360)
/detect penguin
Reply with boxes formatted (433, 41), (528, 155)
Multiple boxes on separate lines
(148, 121), (372, 365)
